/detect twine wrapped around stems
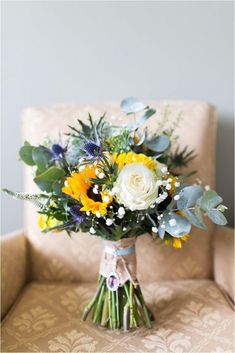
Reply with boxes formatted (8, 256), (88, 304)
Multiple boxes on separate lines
(99, 237), (138, 286)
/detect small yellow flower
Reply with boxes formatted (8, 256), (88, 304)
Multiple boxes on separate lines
(113, 152), (156, 171)
(38, 214), (61, 230)
(172, 234), (190, 249)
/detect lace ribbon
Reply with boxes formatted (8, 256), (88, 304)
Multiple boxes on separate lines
(99, 237), (138, 286)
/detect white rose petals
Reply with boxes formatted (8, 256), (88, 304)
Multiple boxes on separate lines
(89, 227), (96, 234)
(114, 163), (159, 211)
(152, 227), (158, 233)
(106, 218), (113, 226)
(166, 184), (171, 190)
(96, 212), (101, 218)
(174, 181), (180, 187)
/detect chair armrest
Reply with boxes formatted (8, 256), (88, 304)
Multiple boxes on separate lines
(213, 226), (234, 303)
(1, 230), (28, 318)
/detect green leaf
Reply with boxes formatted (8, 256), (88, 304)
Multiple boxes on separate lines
(120, 97), (147, 114)
(183, 208), (207, 229)
(207, 209), (227, 225)
(128, 108), (156, 130)
(198, 190), (223, 211)
(19, 142), (35, 166)
(177, 185), (203, 210)
(146, 134), (170, 152)
(32, 146), (53, 171)
(160, 212), (191, 238)
(34, 167), (65, 192)
(2, 188), (48, 208)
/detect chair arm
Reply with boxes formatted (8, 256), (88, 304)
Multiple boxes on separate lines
(1, 230), (28, 318)
(213, 226), (234, 303)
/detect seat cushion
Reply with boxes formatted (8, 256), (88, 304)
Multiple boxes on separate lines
(1, 280), (234, 352)
(22, 101), (217, 282)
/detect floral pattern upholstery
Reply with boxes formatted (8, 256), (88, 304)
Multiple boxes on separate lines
(2, 101), (234, 352)
(1, 280), (234, 352)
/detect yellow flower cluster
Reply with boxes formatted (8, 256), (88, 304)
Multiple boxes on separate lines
(38, 214), (61, 231)
(113, 152), (157, 170)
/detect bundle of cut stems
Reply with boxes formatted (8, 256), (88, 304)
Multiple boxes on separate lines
(82, 275), (154, 330)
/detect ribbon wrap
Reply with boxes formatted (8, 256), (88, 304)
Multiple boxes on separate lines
(99, 237), (137, 286)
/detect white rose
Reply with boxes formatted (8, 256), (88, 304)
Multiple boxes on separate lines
(114, 163), (158, 210)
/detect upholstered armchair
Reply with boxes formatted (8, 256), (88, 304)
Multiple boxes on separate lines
(1, 102), (234, 353)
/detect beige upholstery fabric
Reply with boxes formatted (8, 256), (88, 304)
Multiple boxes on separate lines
(1, 280), (234, 352)
(22, 101), (216, 282)
(1, 230), (27, 319)
(214, 226), (235, 302)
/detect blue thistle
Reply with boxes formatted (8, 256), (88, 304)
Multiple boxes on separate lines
(83, 141), (102, 159)
(69, 205), (85, 224)
(51, 144), (67, 160)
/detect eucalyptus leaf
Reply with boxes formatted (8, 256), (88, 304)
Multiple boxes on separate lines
(158, 227), (165, 239)
(128, 108), (156, 130)
(198, 190), (223, 211)
(120, 97), (147, 114)
(34, 167), (65, 192)
(19, 142), (35, 166)
(183, 209), (207, 229)
(160, 212), (191, 238)
(32, 146), (53, 171)
(177, 185), (203, 210)
(146, 134), (170, 153)
(207, 209), (227, 225)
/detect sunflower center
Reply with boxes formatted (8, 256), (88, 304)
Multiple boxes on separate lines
(87, 187), (102, 202)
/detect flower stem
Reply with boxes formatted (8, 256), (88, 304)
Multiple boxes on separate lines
(82, 276), (105, 321)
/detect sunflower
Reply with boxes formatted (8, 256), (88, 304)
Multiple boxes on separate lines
(62, 165), (111, 216)
(113, 152), (156, 170)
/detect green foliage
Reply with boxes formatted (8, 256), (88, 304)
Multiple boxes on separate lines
(197, 190), (227, 226)
(120, 97), (147, 114)
(177, 185), (203, 210)
(169, 145), (196, 169)
(106, 129), (131, 153)
(159, 212), (191, 238)
(19, 142), (35, 166)
(2, 189), (48, 209)
(145, 134), (170, 153)
(34, 166), (65, 192)
(127, 108), (156, 130)
(32, 146), (53, 172)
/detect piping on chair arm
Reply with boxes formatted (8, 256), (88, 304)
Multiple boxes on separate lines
(1, 230), (28, 319)
(213, 226), (234, 305)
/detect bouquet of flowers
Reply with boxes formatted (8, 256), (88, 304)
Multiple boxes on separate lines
(3, 97), (227, 331)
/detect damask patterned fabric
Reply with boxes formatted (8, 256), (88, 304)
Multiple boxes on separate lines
(1, 280), (234, 352)
(213, 226), (235, 302)
(1, 230), (27, 318)
(22, 101), (217, 282)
